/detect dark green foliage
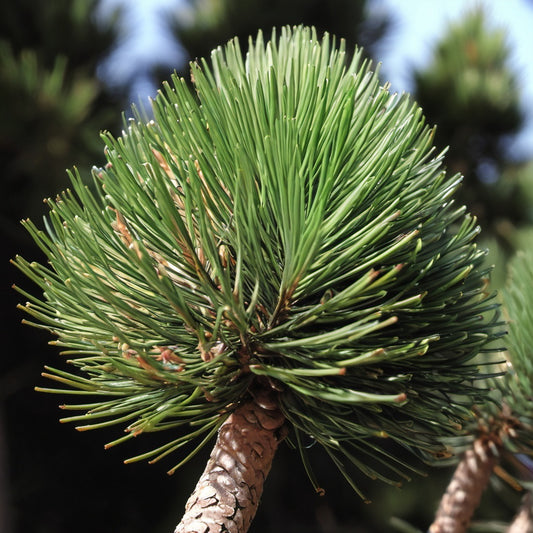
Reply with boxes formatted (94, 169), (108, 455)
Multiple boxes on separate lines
(14, 26), (503, 499)
(0, 0), (117, 71)
(1, 43), (102, 222)
(0, 0), (122, 228)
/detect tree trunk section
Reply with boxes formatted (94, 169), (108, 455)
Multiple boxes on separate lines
(429, 436), (500, 533)
(507, 491), (533, 533)
(175, 392), (285, 533)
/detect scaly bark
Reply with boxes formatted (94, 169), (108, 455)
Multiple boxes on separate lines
(175, 391), (285, 533)
(507, 491), (533, 533)
(429, 436), (501, 533)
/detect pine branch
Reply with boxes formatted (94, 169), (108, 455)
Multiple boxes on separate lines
(175, 388), (285, 532)
(429, 436), (501, 533)
(507, 491), (533, 533)
(429, 246), (533, 532)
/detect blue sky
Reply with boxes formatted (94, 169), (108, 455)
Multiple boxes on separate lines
(376, 0), (533, 159)
(98, 0), (533, 159)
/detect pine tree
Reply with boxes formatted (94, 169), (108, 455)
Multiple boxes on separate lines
(413, 7), (523, 231)
(14, 27), (504, 532)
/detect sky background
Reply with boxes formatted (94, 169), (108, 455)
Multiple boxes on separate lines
(98, 0), (533, 160)
(376, 0), (533, 158)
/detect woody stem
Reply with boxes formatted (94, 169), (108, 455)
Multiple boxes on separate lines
(429, 435), (501, 533)
(175, 392), (285, 533)
(507, 491), (533, 533)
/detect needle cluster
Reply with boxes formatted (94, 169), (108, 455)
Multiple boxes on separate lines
(14, 26), (503, 497)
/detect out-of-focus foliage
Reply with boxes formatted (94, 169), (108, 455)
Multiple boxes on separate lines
(1, 3), (125, 533)
(479, 161), (533, 286)
(1, 43), (101, 225)
(0, 0), (123, 230)
(0, 0), (118, 70)
(413, 8), (524, 231)
(171, 0), (389, 76)
(504, 161), (533, 230)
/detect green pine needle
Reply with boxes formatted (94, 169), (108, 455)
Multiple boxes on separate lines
(14, 26), (503, 497)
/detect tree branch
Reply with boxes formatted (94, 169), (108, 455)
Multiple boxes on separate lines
(429, 436), (500, 533)
(507, 491), (533, 533)
(175, 391), (285, 533)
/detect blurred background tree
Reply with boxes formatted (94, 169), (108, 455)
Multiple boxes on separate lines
(171, 0), (389, 76)
(412, 8), (527, 252)
(1, 2), (127, 533)
(0, 0), (124, 235)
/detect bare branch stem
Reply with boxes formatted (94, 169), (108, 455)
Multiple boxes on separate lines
(175, 392), (285, 533)
(507, 491), (533, 533)
(429, 436), (500, 533)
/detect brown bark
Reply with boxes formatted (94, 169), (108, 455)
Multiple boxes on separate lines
(175, 392), (285, 533)
(507, 491), (533, 533)
(429, 436), (501, 533)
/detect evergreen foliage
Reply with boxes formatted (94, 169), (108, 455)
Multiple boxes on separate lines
(1, 43), (102, 223)
(14, 26), (503, 499)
